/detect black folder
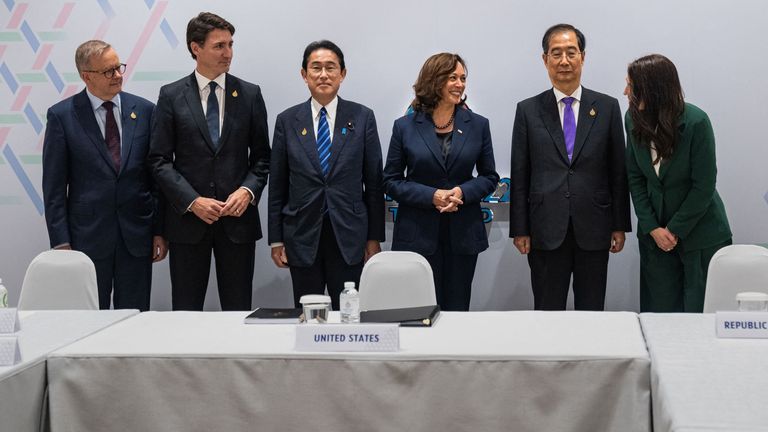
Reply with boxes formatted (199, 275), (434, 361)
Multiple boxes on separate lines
(360, 305), (440, 327)
(244, 308), (303, 324)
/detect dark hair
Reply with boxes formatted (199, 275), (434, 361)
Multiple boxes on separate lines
(410, 53), (467, 114)
(627, 54), (685, 163)
(542, 23), (586, 53)
(302, 40), (345, 71)
(186, 12), (235, 60)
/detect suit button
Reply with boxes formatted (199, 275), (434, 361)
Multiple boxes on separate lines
(568, 169), (574, 175)
(209, 182), (215, 188)
(565, 192), (571, 198)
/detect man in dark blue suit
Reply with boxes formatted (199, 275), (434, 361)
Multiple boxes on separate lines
(148, 13), (271, 311)
(510, 24), (631, 311)
(42, 40), (166, 311)
(268, 40), (385, 310)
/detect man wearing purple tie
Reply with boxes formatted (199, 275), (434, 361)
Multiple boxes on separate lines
(509, 23), (631, 311)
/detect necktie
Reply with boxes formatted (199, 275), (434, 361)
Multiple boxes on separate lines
(562, 96), (576, 161)
(317, 107), (332, 176)
(101, 101), (121, 171)
(206, 81), (220, 147)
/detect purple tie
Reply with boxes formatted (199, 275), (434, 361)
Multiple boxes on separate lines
(562, 96), (576, 161)
(102, 101), (121, 171)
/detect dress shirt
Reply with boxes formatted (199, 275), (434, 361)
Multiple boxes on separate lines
(311, 96), (338, 142)
(553, 85), (582, 129)
(194, 70), (225, 133)
(86, 89), (122, 148)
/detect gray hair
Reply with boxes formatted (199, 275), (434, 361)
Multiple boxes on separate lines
(75, 40), (111, 73)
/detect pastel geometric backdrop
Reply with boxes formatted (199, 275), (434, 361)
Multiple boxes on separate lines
(1, 0), (766, 310)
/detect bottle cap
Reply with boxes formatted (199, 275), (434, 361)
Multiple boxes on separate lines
(344, 281), (355, 289)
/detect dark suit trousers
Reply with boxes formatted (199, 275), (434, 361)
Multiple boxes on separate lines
(528, 221), (609, 311)
(422, 215), (478, 312)
(290, 215), (363, 311)
(169, 222), (254, 311)
(91, 230), (152, 311)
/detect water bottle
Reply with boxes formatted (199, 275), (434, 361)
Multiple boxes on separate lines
(340, 281), (360, 323)
(0, 278), (7, 308)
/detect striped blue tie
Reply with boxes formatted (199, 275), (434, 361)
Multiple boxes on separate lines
(317, 107), (331, 176)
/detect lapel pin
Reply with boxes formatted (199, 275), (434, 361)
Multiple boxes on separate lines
(301, 128), (307, 136)
(341, 127), (347, 136)
(130, 112), (137, 119)
(232, 90), (238, 98)
(457, 129), (463, 134)
(589, 108), (596, 117)
(347, 121), (355, 131)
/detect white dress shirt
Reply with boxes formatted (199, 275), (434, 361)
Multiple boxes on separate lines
(553, 85), (582, 129)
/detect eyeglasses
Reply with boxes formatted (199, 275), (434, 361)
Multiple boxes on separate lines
(83, 63), (127, 79)
(546, 50), (582, 61)
(307, 64), (340, 77)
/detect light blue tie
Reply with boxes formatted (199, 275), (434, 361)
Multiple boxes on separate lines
(317, 107), (331, 176)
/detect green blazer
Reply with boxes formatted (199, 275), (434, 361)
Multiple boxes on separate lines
(625, 103), (731, 252)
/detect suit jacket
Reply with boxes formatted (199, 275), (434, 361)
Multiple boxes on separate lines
(625, 103), (731, 252)
(510, 87), (631, 251)
(268, 97), (385, 267)
(383, 108), (499, 255)
(148, 73), (270, 244)
(42, 90), (158, 259)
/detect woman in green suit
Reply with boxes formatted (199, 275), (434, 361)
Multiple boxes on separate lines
(624, 54), (732, 312)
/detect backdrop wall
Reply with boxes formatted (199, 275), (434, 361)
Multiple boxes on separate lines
(1, 0), (766, 310)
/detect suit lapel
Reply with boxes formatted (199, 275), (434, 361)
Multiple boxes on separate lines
(445, 108), (470, 171)
(326, 97), (350, 177)
(73, 90), (117, 175)
(217, 74), (239, 153)
(414, 112), (446, 171)
(539, 90), (570, 164)
(182, 73), (216, 153)
(572, 88), (596, 163)
(118, 93), (136, 175)
(295, 100), (325, 177)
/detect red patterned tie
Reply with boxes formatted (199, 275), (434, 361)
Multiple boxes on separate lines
(102, 101), (121, 171)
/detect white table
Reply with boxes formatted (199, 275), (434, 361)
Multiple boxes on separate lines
(641, 313), (768, 432)
(48, 311), (650, 432)
(0, 310), (138, 432)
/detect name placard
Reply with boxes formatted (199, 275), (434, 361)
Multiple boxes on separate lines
(295, 323), (399, 352)
(0, 308), (20, 334)
(716, 311), (768, 338)
(0, 336), (21, 366)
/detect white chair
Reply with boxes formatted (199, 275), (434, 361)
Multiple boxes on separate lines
(17, 250), (99, 310)
(703, 244), (768, 313)
(358, 251), (437, 311)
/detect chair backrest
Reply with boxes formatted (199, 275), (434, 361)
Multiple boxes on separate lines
(358, 251), (437, 311)
(703, 245), (768, 313)
(18, 250), (99, 310)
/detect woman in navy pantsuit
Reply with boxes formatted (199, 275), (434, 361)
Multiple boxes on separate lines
(383, 53), (499, 311)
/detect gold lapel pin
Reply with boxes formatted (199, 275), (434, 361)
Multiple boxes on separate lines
(589, 108), (596, 117)
(130, 112), (137, 119)
(301, 128), (307, 136)
(232, 90), (238, 98)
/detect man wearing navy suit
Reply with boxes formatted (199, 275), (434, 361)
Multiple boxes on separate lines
(268, 40), (385, 310)
(148, 13), (270, 311)
(42, 40), (166, 311)
(510, 24), (631, 311)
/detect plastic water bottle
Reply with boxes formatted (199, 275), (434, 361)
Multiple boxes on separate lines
(0, 278), (7, 308)
(340, 281), (360, 323)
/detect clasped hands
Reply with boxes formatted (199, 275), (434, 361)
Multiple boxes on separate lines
(190, 188), (251, 224)
(651, 227), (678, 252)
(433, 187), (463, 213)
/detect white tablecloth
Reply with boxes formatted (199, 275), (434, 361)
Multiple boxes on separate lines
(640, 313), (768, 432)
(48, 311), (650, 432)
(0, 310), (138, 432)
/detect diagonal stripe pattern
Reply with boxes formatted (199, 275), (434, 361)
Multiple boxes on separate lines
(317, 107), (331, 176)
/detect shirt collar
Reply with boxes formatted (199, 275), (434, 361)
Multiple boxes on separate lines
(311, 96), (338, 121)
(553, 85), (582, 103)
(194, 70), (226, 92)
(86, 88), (121, 111)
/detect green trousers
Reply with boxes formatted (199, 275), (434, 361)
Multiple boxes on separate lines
(639, 238), (732, 312)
